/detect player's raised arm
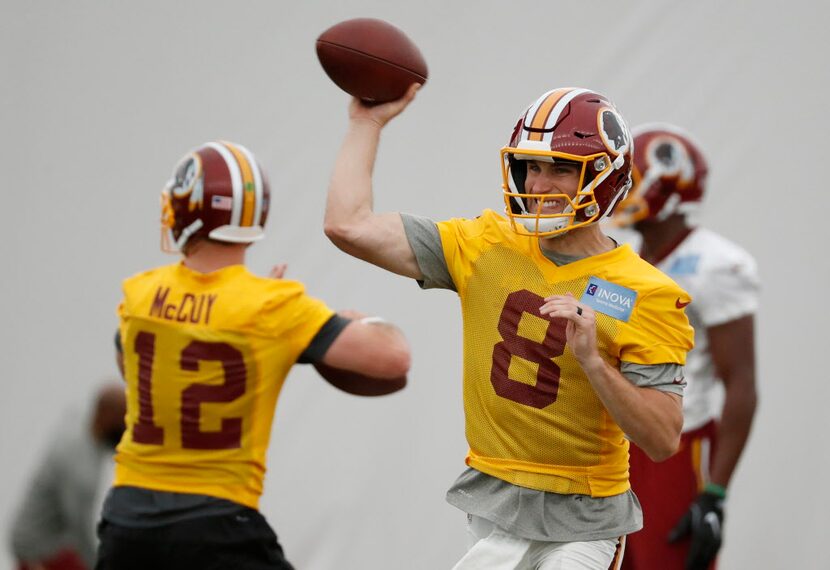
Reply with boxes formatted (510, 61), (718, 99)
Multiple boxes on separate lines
(707, 314), (757, 485)
(324, 86), (423, 279)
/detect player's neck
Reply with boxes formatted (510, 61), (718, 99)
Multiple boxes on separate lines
(183, 241), (247, 274)
(637, 215), (694, 264)
(539, 224), (616, 258)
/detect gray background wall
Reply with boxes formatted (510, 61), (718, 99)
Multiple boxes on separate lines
(2, 1), (828, 568)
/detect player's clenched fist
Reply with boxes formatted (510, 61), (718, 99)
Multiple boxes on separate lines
(539, 292), (598, 366)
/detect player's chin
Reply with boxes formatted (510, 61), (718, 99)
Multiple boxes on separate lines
(314, 363), (407, 396)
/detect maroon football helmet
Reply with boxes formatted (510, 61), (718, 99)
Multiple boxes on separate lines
(501, 87), (634, 237)
(613, 124), (708, 227)
(161, 141), (270, 252)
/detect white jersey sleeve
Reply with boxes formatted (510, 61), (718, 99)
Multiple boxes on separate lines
(656, 228), (760, 430)
(690, 232), (760, 326)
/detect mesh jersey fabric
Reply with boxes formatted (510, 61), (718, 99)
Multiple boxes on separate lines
(114, 262), (334, 509)
(425, 210), (693, 496)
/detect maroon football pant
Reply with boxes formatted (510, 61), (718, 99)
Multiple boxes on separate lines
(18, 549), (88, 570)
(622, 420), (718, 570)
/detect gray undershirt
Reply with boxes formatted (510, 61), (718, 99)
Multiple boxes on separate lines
(401, 212), (684, 541)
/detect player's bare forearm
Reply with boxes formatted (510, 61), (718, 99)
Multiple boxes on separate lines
(707, 315), (757, 487)
(710, 370), (757, 486)
(323, 318), (411, 379)
(324, 117), (379, 241)
(580, 356), (683, 461)
(539, 293), (682, 460)
(324, 109), (422, 279)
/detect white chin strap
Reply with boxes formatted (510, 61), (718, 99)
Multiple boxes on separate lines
(517, 211), (572, 233)
(508, 170), (575, 234)
(677, 201), (702, 226)
(175, 219), (204, 251)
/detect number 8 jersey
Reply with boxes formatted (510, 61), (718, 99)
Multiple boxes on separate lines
(114, 262), (334, 510)
(406, 210), (694, 497)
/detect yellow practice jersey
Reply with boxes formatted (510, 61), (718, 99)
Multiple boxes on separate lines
(114, 262), (334, 509)
(436, 210), (693, 497)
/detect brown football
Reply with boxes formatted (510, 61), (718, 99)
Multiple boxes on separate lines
(316, 18), (428, 103)
(313, 362), (407, 397)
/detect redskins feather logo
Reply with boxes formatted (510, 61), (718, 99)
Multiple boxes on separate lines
(647, 136), (695, 185)
(170, 154), (204, 211)
(598, 108), (631, 156)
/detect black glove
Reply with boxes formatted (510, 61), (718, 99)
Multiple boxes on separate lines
(667, 491), (725, 570)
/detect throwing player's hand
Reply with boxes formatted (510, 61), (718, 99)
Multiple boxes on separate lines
(667, 491), (724, 570)
(349, 83), (420, 129)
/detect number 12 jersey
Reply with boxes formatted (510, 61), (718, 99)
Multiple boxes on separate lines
(114, 262), (334, 510)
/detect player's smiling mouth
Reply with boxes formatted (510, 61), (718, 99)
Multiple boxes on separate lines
(532, 197), (565, 213)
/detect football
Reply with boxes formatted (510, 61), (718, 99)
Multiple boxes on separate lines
(316, 18), (428, 103)
(313, 362), (407, 397)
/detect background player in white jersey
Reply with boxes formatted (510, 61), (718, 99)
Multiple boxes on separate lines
(612, 124), (759, 570)
(96, 141), (411, 570)
(324, 85), (694, 569)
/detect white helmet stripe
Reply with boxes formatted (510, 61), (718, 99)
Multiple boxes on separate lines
(538, 88), (590, 145)
(235, 142), (264, 226)
(521, 88), (591, 145)
(206, 142), (243, 226)
(523, 88), (560, 129)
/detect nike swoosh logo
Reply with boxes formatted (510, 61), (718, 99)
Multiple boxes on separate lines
(675, 299), (691, 308)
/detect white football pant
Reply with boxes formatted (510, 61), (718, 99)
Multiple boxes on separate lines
(451, 515), (624, 570)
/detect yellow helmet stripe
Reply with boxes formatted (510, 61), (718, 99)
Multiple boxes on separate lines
(235, 143), (264, 227)
(223, 142), (257, 227)
(526, 88), (570, 141)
